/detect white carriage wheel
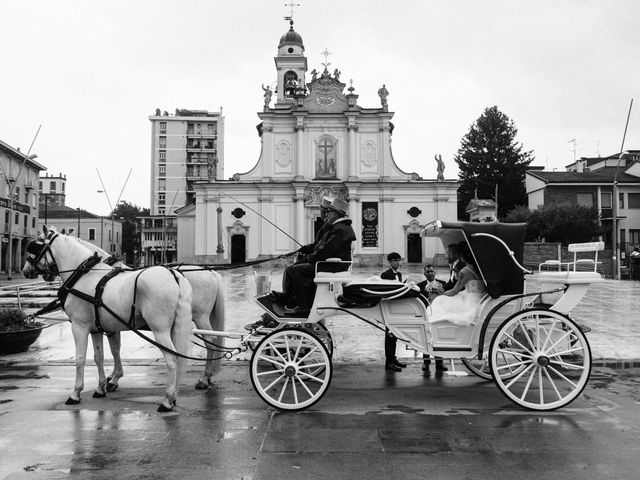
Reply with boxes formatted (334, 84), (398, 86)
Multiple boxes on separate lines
(250, 327), (332, 411)
(489, 309), (591, 411)
(302, 322), (334, 358)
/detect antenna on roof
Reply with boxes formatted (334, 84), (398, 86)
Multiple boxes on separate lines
(568, 138), (577, 162)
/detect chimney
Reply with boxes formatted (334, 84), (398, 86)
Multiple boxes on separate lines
(576, 160), (584, 173)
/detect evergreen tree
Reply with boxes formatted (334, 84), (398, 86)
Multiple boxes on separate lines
(454, 106), (534, 220)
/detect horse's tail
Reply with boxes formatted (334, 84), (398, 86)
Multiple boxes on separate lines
(171, 273), (193, 378)
(210, 270), (226, 332)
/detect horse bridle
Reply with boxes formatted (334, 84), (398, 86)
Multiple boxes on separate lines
(25, 232), (60, 278)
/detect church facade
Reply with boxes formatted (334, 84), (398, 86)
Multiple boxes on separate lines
(183, 20), (458, 266)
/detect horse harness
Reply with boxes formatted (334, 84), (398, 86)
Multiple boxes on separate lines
(28, 232), (181, 334)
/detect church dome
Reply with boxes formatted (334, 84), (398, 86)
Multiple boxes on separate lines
(278, 21), (304, 51)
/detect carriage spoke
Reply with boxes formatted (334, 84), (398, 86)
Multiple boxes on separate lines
(297, 345), (320, 363)
(284, 335), (292, 362)
(542, 366), (563, 401)
(295, 374), (314, 398)
(256, 354), (285, 369)
(519, 365), (537, 401)
(502, 331), (533, 354)
(517, 319), (536, 351)
(264, 374), (286, 392)
(538, 367), (544, 405)
(495, 358), (530, 372)
(496, 348), (532, 360)
(277, 377), (290, 402)
(547, 364), (578, 388)
(297, 362), (326, 371)
(505, 363), (535, 389)
(548, 359), (585, 371)
(291, 376), (299, 404)
(297, 370), (326, 383)
(266, 341), (288, 363)
(540, 319), (557, 351)
(542, 329), (572, 356)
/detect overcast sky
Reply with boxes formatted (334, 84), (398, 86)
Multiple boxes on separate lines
(1, 0), (639, 215)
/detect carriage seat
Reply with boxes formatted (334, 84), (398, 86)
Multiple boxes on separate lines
(337, 279), (421, 308)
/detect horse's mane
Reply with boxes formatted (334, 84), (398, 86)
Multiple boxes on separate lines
(71, 236), (111, 258)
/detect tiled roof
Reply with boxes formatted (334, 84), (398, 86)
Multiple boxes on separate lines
(42, 205), (103, 219)
(528, 167), (640, 184)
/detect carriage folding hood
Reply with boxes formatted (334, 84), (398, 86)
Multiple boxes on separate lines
(421, 221), (528, 298)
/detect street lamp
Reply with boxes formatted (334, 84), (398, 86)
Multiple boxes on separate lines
(611, 99), (634, 280)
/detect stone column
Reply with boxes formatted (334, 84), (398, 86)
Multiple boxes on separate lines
(295, 125), (305, 180)
(348, 125), (357, 179)
(295, 188), (305, 245)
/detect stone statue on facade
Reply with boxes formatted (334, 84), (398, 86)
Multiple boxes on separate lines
(262, 84), (273, 108)
(435, 154), (445, 181)
(333, 68), (341, 81)
(378, 84), (389, 108)
(310, 69), (318, 81)
(155, 108), (161, 116)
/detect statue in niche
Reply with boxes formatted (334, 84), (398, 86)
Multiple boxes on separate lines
(261, 84), (272, 107)
(435, 154), (445, 181)
(378, 84), (389, 107)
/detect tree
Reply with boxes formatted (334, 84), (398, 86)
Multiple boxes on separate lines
(111, 201), (150, 264)
(454, 106), (534, 220)
(504, 204), (605, 245)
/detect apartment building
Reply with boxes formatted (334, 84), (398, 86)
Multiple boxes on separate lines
(0, 138), (46, 275)
(143, 108), (224, 264)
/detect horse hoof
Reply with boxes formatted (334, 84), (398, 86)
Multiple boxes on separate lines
(106, 382), (118, 392)
(195, 380), (208, 390)
(65, 397), (81, 405)
(157, 403), (173, 413)
(93, 391), (106, 398)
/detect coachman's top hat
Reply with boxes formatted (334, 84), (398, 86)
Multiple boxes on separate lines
(328, 197), (348, 215)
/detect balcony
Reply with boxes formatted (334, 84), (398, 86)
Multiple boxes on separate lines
(600, 208), (613, 220)
(186, 129), (217, 138)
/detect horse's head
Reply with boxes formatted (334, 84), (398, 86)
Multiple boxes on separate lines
(22, 225), (59, 281)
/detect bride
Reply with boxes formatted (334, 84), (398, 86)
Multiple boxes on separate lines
(428, 242), (486, 326)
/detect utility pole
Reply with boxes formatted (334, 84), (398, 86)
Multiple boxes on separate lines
(612, 99), (634, 280)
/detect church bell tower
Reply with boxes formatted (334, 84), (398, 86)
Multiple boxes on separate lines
(274, 19), (307, 104)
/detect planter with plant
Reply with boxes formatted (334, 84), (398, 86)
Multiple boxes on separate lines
(0, 308), (49, 354)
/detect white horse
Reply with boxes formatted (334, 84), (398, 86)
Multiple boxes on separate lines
(22, 226), (193, 412)
(71, 238), (226, 391)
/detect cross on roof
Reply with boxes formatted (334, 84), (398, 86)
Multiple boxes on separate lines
(284, 2), (300, 20)
(321, 48), (332, 72)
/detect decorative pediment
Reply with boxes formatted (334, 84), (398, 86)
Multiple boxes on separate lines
(304, 71), (348, 113)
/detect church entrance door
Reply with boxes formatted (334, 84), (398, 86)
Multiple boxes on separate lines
(407, 233), (422, 263)
(231, 234), (246, 264)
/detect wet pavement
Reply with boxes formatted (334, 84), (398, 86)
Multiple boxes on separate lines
(2, 267), (640, 479)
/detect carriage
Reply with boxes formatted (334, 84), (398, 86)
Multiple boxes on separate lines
(23, 222), (599, 413)
(243, 220), (600, 412)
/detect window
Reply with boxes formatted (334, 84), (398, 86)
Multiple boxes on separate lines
(62, 183), (65, 192)
(619, 192), (625, 209)
(116, 232), (119, 243)
(15, 186), (20, 200)
(158, 192), (166, 205)
(630, 230), (640, 246)
(576, 193), (593, 207)
(207, 123), (216, 135)
(24, 190), (29, 204)
(14, 213), (19, 224)
(159, 164), (166, 177)
(628, 193), (640, 209)
(159, 136), (166, 148)
(108, 229), (112, 242)
(159, 151), (166, 161)
(89, 228), (95, 240)
(50, 181), (56, 192)
(158, 208), (165, 215)
(601, 192), (612, 209)
(32, 217), (36, 229)
(39, 181), (42, 192)
(159, 121), (167, 133)
(23, 215), (27, 227)
(4, 211), (8, 224)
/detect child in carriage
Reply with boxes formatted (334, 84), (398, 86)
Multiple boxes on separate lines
(428, 242), (487, 326)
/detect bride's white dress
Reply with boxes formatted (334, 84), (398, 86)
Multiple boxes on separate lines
(428, 268), (486, 326)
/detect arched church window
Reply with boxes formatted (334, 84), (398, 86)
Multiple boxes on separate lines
(315, 137), (337, 179)
(284, 71), (298, 97)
